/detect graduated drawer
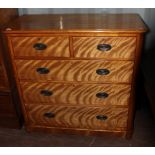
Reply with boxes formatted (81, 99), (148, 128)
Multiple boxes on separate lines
(21, 82), (131, 106)
(11, 36), (70, 57)
(73, 37), (136, 59)
(26, 104), (128, 130)
(15, 60), (134, 83)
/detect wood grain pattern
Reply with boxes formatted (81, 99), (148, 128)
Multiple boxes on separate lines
(26, 104), (128, 130)
(3, 14), (147, 33)
(11, 36), (70, 57)
(21, 82), (131, 106)
(15, 60), (134, 83)
(73, 37), (136, 59)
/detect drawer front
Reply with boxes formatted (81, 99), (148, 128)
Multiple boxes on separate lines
(11, 36), (70, 57)
(73, 37), (136, 59)
(15, 60), (134, 83)
(26, 104), (128, 130)
(21, 82), (131, 106)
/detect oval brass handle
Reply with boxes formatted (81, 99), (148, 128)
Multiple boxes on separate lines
(33, 43), (47, 50)
(96, 115), (108, 121)
(36, 67), (49, 74)
(96, 69), (110, 75)
(97, 44), (112, 51)
(40, 90), (53, 96)
(44, 112), (55, 118)
(96, 92), (109, 99)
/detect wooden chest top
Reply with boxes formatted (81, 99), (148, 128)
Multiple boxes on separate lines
(3, 14), (147, 33)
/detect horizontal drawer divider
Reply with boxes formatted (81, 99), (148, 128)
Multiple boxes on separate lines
(19, 79), (132, 84)
(14, 57), (135, 61)
(24, 103), (128, 108)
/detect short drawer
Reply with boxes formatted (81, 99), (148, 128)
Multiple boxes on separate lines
(21, 82), (131, 106)
(11, 36), (70, 57)
(26, 104), (128, 130)
(73, 37), (136, 59)
(15, 60), (134, 83)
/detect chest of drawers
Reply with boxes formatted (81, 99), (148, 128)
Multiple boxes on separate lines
(3, 14), (147, 138)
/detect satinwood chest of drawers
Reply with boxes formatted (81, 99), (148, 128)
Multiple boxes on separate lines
(3, 14), (147, 138)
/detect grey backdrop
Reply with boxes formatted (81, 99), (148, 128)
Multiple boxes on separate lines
(18, 8), (155, 51)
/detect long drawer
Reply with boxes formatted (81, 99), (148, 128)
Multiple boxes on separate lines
(15, 60), (134, 83)
(11, 36), (70, 57)
(73, 37), (136, 59)
(21, 82), (131, 106)
(26, 104), (128, 131)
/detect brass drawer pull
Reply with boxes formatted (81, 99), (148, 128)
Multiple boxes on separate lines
(33, 43), (47, 50)
(96, 69), (110, 75)
(96, 115), (108, 121)
(96, 92), (109, 99)
(40, 90), (53, 96)
(44, 112), (55, 118)
(36, 67), (49, 74)
(97, 44), (112, 51)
